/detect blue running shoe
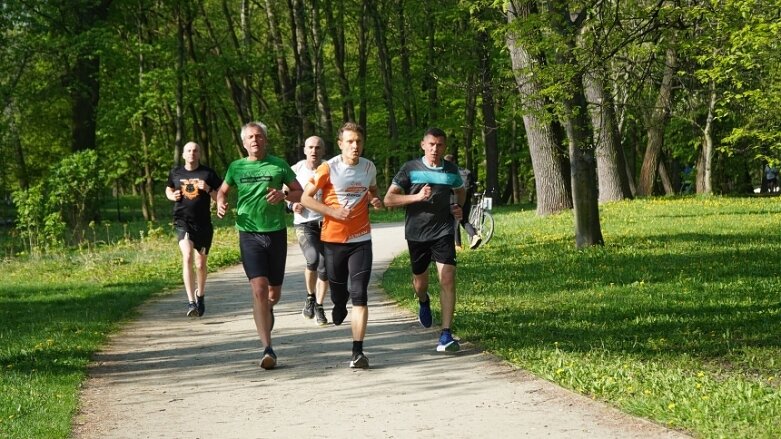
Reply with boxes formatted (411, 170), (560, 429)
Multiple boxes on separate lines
(418, 296), (432, 328)
(436, 330), (460, 352)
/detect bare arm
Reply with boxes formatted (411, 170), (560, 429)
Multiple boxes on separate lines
(165, 185), (180, 202)
(383, 183), (430, 208)
(301, 183), (351, 221)
(216, 182), (231, 218)
(368, 185), (383, 209)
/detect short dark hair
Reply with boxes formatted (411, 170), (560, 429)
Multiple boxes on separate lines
(338, 122), (365, 140)
(424, 127), (446, 139)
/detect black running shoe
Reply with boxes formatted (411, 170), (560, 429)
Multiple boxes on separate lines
(260, 347), (277, 370)
(186, 301), (198, 317)
(196, 295), (205, 317)
(302, 295), (315, 319)
(332, 303), (348, 326)
(349, 352), (369, 369)
(315, 304), (328, 326)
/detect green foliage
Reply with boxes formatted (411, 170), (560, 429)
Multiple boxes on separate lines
(11, 150), (105, 252)
(383, 197), (781, 438)
(0, 221), (241, 438)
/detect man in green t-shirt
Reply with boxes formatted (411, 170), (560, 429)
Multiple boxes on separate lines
(217, 121), (303, 370)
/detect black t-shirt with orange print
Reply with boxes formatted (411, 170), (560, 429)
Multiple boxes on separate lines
(166, 165), (222, 230)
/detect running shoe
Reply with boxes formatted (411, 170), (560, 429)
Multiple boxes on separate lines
(260, 347), (277, 370)
(418, 296), (432, 328)
(186, 301), (198, 317)
(332, 303), (348, 326)
(195, 295), (205, 317)
(302, 295), (315, 319)
(470, 234), (482, 250)
(315, 304), (328, 326)
(349, 352), (370, 369)
(436, 330), (460, 352)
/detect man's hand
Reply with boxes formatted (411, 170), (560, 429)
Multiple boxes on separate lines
(217, 201), (228, 218)
(417, 184), (432, 202)
(266, 188), (286, 204)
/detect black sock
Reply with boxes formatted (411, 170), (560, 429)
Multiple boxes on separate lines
(419, 292), (429, 304)
(442, 328), (451, 334)
(352, 340), (363, 356)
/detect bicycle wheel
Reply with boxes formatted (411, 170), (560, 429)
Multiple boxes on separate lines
(480, 211), (495, 244)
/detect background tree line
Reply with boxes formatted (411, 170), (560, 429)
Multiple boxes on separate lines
(1, 0), (779, 249)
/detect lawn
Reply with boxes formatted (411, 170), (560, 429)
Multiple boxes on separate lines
(383, 196), (781, 438)
(1, 196), (779, 438)
(0, 203), (402, 438)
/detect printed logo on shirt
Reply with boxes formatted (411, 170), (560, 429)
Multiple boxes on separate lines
(180, 179), (202, 200)
(240, 175), (273, 184)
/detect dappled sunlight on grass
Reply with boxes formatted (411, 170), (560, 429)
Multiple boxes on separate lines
(383, 196), (781, 438)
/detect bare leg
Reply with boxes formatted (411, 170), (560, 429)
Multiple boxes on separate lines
(436, 262), (457, 329)
(249, 277), (273, 347)
(194, 250), (208, 297)
(178, 238), (196, 303)
(412, 271), (430, 302)
(351, 305), (368, 341)
(315, 278), (329, 305)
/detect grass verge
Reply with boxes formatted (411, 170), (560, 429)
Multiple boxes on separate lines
(0, 206), (402, 438)
(382, 196), (781, 438)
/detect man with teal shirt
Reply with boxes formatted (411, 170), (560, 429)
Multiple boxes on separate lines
(217, 121), (303, 370)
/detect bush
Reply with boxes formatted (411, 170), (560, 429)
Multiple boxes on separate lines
(12, 150), (105, 252)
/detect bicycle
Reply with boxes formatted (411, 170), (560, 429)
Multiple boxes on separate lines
(468, 190), (495, 245)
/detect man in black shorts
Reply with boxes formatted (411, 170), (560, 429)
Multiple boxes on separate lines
(217, 122), (303, 369)
(165, 141), (223, 317)
(384, 128), (466, 352)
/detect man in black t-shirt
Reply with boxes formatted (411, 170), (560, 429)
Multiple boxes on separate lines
(384, 128), (466, 353)
(166, 141), (223, 317)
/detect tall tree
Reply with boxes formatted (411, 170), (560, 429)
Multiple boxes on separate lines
(506, 1), (573, 216)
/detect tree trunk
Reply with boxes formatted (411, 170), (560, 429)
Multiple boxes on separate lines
(323, 0), (356, 123)
(464, 78), (477, 182)
(506, 2), (572, 216)
(638, 48), (677, 196)
(368, 0), (399, 188)
(358, 0), (369, 129)
(658, 159), (674, 195)
(174, 1), (185, 166)
(700, 82), (717, 194)
(291, 0), (316, 148)
(478, 30), (500, 202)
(395, 0), (417, 129)
(422, 1), (438, 124)
(309, 0), (334, 153)
(584, 70), (633, 202)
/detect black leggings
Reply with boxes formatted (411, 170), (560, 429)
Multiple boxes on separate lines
(324, 240), (373, 307)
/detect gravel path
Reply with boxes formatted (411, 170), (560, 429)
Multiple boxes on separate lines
(72, 222), (689, 439)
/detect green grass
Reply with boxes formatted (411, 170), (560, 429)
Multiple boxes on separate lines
(0, 224), (243, 438)
(0, 200), (401, 438)
(383, 196), (781, 438)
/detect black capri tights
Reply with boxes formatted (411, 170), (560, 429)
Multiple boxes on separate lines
(324, 240), (373, 307)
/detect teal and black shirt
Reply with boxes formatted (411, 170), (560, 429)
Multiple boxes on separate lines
(390, 158), (464, 242)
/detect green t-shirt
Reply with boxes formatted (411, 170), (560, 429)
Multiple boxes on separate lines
(223, 155), (297, 232)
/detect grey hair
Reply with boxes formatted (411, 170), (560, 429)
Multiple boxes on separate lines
(241, 121), (269, 141)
